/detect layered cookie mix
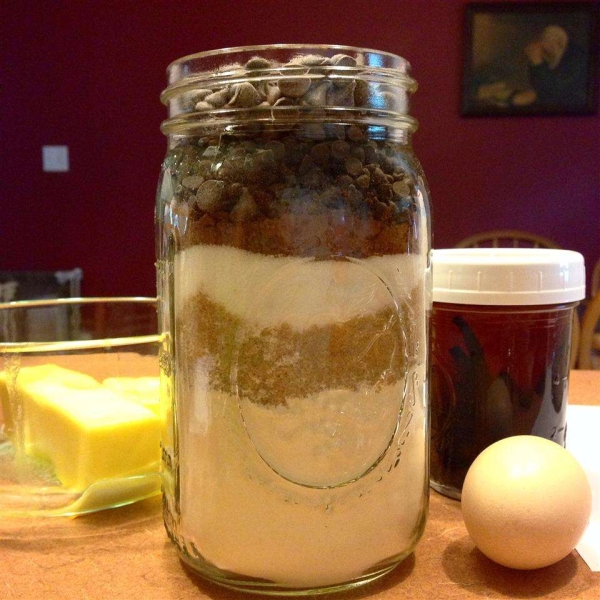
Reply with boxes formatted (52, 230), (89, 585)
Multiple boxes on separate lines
(159, 50), (429, 588)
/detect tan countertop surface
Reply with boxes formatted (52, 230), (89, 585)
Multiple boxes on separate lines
(1, 370), (598, 600)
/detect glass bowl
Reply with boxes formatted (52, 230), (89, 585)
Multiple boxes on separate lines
(0, 297), (161, 516)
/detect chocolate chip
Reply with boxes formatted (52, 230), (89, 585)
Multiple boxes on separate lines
(264, 82), (282, 105)
(230, 188), (257, 222)
(192, 89), (213, 101)
(355, 173), (370, 189)
(372, 199), (390, 218)
(182, 175), (205, 190)
(392, 180), (411, 198)
(364, 145), (378, 164)
(226, 182), (244, 203)
(167, 52), (418, 245)
(336, 175), (353, 189)
(302, 167), (327, 188)
(182, 89), (212, 110)
(301, 123), (327, 140)
(345, 157), (363, 177)
(378, 183), (393, 203)
(354, 79), (370, 107)
(265, 140), (286, 161)
(194, 101), (213, 111)
(219, 157), (245, 182)
(299, 154), (315, 176)
(350, 146), (365, 162)
(302, 82), (330, 106)
(195, 180), (225, 213)
(245, 56), (273, 70)
(205, 87), (231, 108)
(196, 160), (214, 178)
(228, 82), (262, 108)
(253, 149), (275, 168)
(371, 167), (387, 186)
(327, 80), (355, 107)
(202, 146), (219, 159)
(310, 142), (330, 166)
(278, 77), (311, 98)
(347, 125), (366, 142)
(331, 140), (350, 160)
(379, 155), (394, 174)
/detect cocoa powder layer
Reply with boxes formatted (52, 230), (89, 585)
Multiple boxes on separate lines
(184, 212), (410, 258)
(176, 291), (409, 405)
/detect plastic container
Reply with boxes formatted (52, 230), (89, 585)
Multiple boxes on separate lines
(430, 248), (585, 499)
(156, 44), (431, 594)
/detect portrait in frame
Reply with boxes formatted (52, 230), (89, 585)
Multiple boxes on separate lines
(462, 2), (599, 116)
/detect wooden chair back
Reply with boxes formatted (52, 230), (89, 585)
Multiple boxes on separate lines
(455, 230), (560, 249)
(578, 293), (600, 370)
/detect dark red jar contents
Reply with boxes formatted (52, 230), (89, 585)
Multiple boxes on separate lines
(430, 301), (575, 498)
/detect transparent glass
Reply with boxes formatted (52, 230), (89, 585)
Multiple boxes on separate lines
(0, 297), (161, 516)
(156, 44), (431, 595)
(430, 301), (576, 500)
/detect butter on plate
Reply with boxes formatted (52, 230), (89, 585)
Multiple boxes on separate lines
(103, 376), (160, 416)
(1, 364), (161, 493)
(0, 364), (100, 433)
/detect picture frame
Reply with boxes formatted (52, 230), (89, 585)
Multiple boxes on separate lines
(461, 2), (600, 116)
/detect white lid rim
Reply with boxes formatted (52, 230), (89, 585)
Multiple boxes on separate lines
(431, 248), (586, 306)
(433, 287), (585, 306)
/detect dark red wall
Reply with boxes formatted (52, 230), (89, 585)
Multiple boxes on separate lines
(2, 0), (599, 296)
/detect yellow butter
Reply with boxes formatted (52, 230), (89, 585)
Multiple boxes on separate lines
(22, 381), (161, 491)
(0, 364), (100, 435)
(102, 376), (160, 416)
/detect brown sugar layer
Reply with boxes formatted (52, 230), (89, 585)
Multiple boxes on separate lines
(176, 292), (410, 406)
(184, 212), (410, 258)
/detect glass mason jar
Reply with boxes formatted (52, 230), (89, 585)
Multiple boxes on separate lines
(156, 44), (431, 595)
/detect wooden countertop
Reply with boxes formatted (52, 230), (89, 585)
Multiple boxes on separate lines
(1, 370), (598, 600)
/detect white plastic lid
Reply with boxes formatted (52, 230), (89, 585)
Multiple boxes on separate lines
(432, 248), (585, 306)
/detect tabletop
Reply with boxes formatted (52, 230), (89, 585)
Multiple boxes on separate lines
(1, 370), (598, 600)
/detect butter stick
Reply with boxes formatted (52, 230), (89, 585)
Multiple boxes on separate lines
(22, 381), (161, 491)
(102, 376), (160, 416)
(0, 364), (100, 435)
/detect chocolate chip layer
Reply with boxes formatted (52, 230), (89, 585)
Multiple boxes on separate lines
(164, 126), (419, 257)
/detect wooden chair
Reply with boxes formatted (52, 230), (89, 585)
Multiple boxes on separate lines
(0, 269), (83, 342)
(591, 258), (600, 298)
(454, 230), (580, 369)
(455, 229), (561, 249)
(578, 292), (600, 370)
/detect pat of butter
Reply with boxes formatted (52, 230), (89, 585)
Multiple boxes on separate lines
(103, 377), (160, 416)
(22, 381), (161, 491)
(0, 365), (100, 433)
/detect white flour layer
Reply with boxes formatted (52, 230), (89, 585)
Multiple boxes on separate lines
(175, 245), (425, 331)
(178, 364), (427, 587)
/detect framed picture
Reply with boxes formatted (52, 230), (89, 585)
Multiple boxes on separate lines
(462, 2), (600, 116)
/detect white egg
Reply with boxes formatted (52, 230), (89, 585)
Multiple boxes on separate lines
(461, 435), (592, 570)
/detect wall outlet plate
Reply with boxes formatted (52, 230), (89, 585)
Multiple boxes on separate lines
(42, 146), (69, 172)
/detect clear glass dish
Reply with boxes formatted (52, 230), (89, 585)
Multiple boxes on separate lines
(0, 297), (161, 517)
